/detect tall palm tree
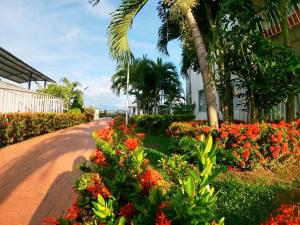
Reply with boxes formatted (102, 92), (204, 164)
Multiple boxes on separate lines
(90, 0), (219, 127)
(60, 77), (82, 110)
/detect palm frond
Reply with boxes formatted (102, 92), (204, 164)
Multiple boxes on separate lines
(108, 0), (149, 62)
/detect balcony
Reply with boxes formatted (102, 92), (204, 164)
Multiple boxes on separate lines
(257, 3), (300, 38)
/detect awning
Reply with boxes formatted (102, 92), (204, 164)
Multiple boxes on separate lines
(0, 47), (55, 88)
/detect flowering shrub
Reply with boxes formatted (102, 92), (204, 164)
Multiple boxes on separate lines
(0, 112), (93, 147)
(44, 116), (224, 225)
(131, 114), (195, 133)
(167, 120), (300, 169)
(261, 204), (300, 225)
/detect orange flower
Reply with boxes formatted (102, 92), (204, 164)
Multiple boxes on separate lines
(155, 211), (171, 225)
(243, 150), (250, 160)
(42, 217), (59, 225)
(87, 183), (111, 199)
(125, 138), (139, 151)
(140, 168), (163, 193)
(94, 150), (107, 167)
(65, 202), (80, 220)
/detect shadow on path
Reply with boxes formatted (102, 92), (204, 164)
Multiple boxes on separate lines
(28, 156), (86, 225)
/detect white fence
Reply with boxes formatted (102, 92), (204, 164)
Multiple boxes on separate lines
(0, 87), (64, 113)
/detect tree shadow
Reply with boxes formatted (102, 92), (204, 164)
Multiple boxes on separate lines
(28, 156), (86, 225)
(0, 118), (111, 206)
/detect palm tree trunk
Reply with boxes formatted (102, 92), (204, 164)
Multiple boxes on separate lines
(186, 9), (219, 128)
(281, 3), (295, 122)
(125, 62), (130, 125)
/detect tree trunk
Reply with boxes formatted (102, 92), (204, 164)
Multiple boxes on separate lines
(186, 9), (219, 128)
(125, 62), (130, 125)
(249, 93), (259, 123)
(281, 3), (295, 122)
(222, 93), (234, 123)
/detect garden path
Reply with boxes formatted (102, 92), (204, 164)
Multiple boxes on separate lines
(0, 118), (112, 225)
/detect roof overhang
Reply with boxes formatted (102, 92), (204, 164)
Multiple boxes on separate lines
(0, 47), (55, 84)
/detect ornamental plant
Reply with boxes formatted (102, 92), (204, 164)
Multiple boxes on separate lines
(0, 112), (93, 147)
(261, 204), (300, 225)
(43, 116), (224, 225)
(167, 120), (300, 169)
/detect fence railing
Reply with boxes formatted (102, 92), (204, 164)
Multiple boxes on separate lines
(0, 87), (64, 113)
(257, 3), (300, 38)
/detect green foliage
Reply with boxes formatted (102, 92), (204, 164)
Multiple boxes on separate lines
(0, 112), (93, 147)
(214, 174), (283, 225)
(111, 57), (183, 114)
(37, 77), (84, 111)
(131, 114), (195, 133)
(71, 107), (82, 114)
(210, 0), (300, 121)
(172, 103), (195, 115)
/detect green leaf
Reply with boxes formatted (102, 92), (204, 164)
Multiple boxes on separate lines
(118, 216), (126, 225)
(185, 176), (195, 198)
(204, 135), (213, 155)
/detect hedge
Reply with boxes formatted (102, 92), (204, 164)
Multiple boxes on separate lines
(131, 114), (195, 133)
(167, 120), (300, 169)
(0, 112), (94, 147)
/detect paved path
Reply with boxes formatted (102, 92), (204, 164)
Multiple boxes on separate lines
(0, 118), (111, 225)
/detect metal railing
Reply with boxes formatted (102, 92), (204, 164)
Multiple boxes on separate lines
(257, 3), (300, 38)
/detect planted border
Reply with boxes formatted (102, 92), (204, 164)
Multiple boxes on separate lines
(0, 112), (94, 147)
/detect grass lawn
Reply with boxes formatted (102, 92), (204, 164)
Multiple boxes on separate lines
(142, 133), (172, 165)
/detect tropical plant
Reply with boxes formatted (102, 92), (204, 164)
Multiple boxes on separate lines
(111, 57), (183, 114)
(90, 0), (219, 127)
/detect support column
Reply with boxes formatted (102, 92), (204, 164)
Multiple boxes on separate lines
(44, 80), (47, 88)
(28, 74), (32, 90)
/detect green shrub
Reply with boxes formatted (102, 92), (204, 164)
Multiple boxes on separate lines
(0, 112), (93, 147)
(131, 114), (195, 133)
(71, 107), (82, 114)
(172, 103), (196, 115)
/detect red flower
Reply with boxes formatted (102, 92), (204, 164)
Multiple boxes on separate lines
(119, 202), (136, 219)
(125, 138), (139, 151)
(155, 211), (171, 225)
(66, 202), (80, 220)
(90, 150), (107, 167)
(243, 142), (251, 148)
(227, 165), (234, 171)
(261, 204), (300, 225)
(136, 132), (146, 140)
(140, 168), (163, 193)
(243, 150), (250, 160)
(42, 217), (59, 225)
(87, 183), (111, 199)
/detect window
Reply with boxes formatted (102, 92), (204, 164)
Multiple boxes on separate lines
(198, 90), (207, 112)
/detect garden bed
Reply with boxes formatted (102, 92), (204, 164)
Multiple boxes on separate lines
(42, 116), (300, 225)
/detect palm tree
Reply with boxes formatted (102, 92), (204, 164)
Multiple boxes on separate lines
(90, 0), (219, 127)
(60, 77), (82, 110)
(111, 57), (182, 114)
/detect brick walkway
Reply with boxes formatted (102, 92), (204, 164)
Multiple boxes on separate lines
(0, 118), (111, 225)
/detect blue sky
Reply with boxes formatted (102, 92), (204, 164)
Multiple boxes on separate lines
(0, 0), (183, 110)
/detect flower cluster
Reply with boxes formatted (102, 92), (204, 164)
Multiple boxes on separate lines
(261, 204), (300, 225)
(168, 120), (300, 169)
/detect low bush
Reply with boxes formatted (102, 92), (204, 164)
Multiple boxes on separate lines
(0, 112), (93, 147)
(167, 120), (300, 169)
(131, 114), (195, 133)
(44, 116), (224, 225)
